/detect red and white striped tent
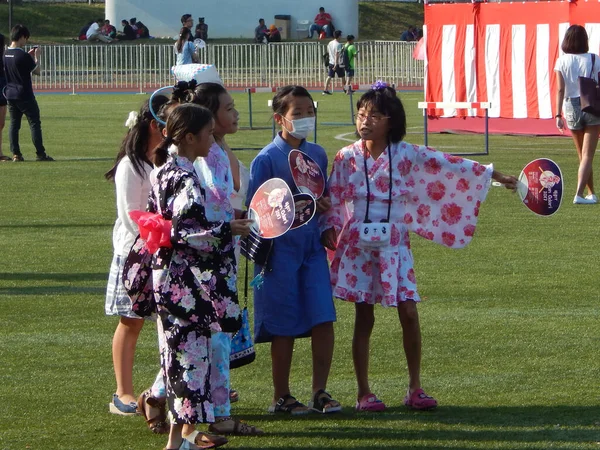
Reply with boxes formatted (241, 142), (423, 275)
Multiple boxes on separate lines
(424, 0), (600, 135)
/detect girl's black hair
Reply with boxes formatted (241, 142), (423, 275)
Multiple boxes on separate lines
(356, 86), (406, 143)
(153, 80), (199, 131)
(171, 80), (197, 104)
(105, 95), (168, 181)
(176, 27), (191, 53)
(271, 85), (315, 115)
(190, 82), (227, 115)
(153, 104), (213, 166)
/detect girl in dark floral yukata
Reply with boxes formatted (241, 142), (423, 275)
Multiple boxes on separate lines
(142, 103), (253, 449)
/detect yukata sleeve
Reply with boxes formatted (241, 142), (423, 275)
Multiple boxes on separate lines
(171, 177), (232, 253)
(402, 144), (493, 249)
(323, 149), (352, 235)
(246, 154), (273, 208)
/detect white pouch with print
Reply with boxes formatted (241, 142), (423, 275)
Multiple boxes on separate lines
(359, 221), (391, 248)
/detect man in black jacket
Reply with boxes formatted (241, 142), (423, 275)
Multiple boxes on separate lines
(3, 24), (52, 162)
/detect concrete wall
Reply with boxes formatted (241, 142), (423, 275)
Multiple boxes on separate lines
(105, 0), (358, 40)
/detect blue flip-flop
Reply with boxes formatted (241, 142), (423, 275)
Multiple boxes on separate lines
(109, 393), (138, 416)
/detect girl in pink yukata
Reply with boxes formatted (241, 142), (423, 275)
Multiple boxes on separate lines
(322, 82), (518, 412)
(189, 81), (261, 435)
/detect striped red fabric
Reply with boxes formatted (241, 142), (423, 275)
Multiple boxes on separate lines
(423, 1), (600, 119)
(418, 102), (489, 109)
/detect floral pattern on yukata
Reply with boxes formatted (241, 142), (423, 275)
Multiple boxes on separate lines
(148, 155), (242, 333)
(144, 155), (242, 424)
(325, 140), (493, 307)
(159, 311), (214, 424)
(194, 142), (235, 222)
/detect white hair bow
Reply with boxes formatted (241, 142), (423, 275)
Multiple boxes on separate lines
(125, 111), (139, 129)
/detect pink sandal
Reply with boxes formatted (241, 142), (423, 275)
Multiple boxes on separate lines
(355, 393), (386, 412)
(403, 388), (438, 410)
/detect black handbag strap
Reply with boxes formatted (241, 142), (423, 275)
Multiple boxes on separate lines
(590, 54), (596, 79)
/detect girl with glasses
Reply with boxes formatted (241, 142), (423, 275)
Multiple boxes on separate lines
(323, 82), (517, 412)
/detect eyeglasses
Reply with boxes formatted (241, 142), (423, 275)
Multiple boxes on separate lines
(354, 113), (390, 123)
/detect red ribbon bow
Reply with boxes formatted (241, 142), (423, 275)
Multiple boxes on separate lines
(129, 211), (173, 254)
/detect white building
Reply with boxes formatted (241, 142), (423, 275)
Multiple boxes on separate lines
(105, 0), (358, 40)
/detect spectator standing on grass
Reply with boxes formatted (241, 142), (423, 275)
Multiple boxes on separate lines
(255, 18), (269, 44)
(343, 35), (358, 92)
(555, 24), (600, 204)
(174, 27), (199, 65)
(323, 30), (346, 95)
(195, 17), (208, 41)
(3, 24), (53, 162)
(0, 32), (10, 162)
(308, 7), (333, 39)
(87, 18), (113, 43)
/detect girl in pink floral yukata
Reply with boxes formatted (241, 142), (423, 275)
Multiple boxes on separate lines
(322, 82), (517, 412)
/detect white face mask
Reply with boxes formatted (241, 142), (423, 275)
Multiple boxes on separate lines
(283, 116), (315, 139)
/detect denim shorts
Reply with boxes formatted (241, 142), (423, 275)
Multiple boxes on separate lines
(564, 97), (600, 130)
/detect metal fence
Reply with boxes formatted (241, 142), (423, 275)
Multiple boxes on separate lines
(31, 41), (423, 92)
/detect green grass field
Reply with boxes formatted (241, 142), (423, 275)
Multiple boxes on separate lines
(0, 91), (598, 450)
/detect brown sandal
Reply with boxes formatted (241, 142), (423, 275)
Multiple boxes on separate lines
(184, 430), (228, 449)
(208, 418), (264, 436)
(137, 389), (169, 434)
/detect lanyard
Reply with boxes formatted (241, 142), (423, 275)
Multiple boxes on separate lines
(362, 140), (393, 223)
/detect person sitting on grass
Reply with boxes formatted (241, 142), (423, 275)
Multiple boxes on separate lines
(267, 25), (281, 43)
(86, 18), (113, 43)
(117, 19), (136, 41)
(102, 20), (117, 40)
(135, 20), (150, 39)
(308, 7), (334, 39)
(77, 21), (93, 41)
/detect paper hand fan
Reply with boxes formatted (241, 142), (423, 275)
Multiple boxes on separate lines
(248, 178), (295, 238)
(510, 158), (563, 216)
(288, 149), (326, 199)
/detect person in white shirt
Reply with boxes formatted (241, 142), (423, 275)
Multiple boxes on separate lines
(555, 24), (600, 204)
(104, 96), (168, 426)
(87, 18), (113, 43)
(323, 30), (346, 95)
